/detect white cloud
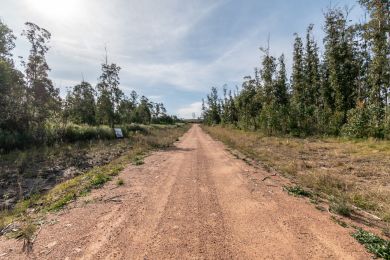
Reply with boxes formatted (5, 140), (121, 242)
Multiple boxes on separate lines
(177, 102), (202, 119)
(1, 0), (364, 118)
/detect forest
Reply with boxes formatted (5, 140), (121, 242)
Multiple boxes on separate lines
(0, 21), (179, 152)
(202, 1), (390, 139)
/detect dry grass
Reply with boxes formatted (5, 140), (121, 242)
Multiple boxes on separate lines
(0, 124), (190, 234)
(203, 125), (390, 222)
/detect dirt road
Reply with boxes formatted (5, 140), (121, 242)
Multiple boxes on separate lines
(0, 124), (371, 259)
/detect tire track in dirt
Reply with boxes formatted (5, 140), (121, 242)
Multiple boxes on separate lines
(0, 125), (372, 260)
(144, 129), (233, 259)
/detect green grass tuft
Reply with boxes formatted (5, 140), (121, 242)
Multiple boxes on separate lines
(116, 178), (124, 186)
(90, 173), (111, 187)
(48, 193), (75, 211)
(330, 199), (352, 217)
(285, 185), (312, 197)
(132, 156), (144, 165)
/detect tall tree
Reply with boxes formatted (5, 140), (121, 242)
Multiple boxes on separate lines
(290, 33), (306, 133)
(304, 24), (321, 106)
(65, 81), (96, 125)
(323, 8), (359, 132)
(96, 60), (123, 127)
(236, 76), (261, 129)
(133, 96), (152, 124)
(259, 46), (278, 133)
(360, 0), (390, 132)
(0, 20), (27, 132)
(23, 22), (61, 136)
(275, 54), (289, 106)
(206, 87), (221, 124)
(117, 95), (135, 124)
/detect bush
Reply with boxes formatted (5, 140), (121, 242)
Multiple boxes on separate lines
(119, 124), (149, 137)
(342, 105), (387, 139)
(0, 130), (33, 152)
(330, 199), (352, 217)
(352, 228), (390, 259)
(62, 124), (114, 142)
(0, 124), (121, 152)
(342, 107), (370, 138)
(90, 173), (111, 187)
(285, 185), (312, 197)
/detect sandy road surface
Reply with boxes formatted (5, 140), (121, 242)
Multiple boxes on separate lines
(0, 124), (371, 259)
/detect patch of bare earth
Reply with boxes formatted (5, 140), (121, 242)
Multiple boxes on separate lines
(0, 125), (371, 259)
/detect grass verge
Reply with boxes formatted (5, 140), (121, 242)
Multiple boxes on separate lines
(202, 125), (390, 223)
(0, 123), (190, 234)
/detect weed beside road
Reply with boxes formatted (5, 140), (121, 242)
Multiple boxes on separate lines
(0, 124), (189, 235)
(202, 125), (390, 224)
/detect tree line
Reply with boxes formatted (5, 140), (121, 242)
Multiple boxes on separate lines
(0, 21), (179, 150)
(202, 0), (390, 139)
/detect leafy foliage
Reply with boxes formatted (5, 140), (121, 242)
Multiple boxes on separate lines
(284, 185), (312, 197)
(352, 228), (390, 259)
(0, 20), (181, 152)
(202, 2), (390, 140)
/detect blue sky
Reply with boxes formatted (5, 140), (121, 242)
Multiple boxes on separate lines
(1, 0), (363, 118)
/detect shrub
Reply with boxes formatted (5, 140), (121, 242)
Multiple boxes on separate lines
(116, 178), (124, 186)
(330, 199), (352, 217)
(285, 185), (312, 197)
(63, 124), (114, 142)
(0, 130), (33, 151)
(352, 228), (390, 259)
(90, 173), (111, 187)
(48, 193), (75, 211)
(342, 107), (369, 138)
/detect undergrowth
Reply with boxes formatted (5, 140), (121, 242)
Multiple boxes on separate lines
(202, 125), (390, 222)
(352, 228), (390, 259)
(0, 123), (190, 236)
(284, 185), (312, 197)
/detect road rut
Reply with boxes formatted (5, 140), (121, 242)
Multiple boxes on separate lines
(0, 124), (370, 259)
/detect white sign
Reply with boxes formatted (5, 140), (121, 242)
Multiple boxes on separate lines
(114, 128), (123, 138)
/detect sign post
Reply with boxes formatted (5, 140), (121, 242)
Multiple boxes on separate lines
(114, 128), (124, 138)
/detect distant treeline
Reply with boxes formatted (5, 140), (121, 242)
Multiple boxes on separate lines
(202, 1), (390, 139)
(0, 21), (180, 151)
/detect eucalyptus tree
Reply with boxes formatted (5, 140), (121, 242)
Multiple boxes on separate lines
(323, 8), (359, 133)
(65, 81), (96, 125)
(290, 33), (306, 133)
(23, 22), (61, 138)
(96, 61), (123, 127)
(0, 20), (27, 132)
(359, 0), (390, 135)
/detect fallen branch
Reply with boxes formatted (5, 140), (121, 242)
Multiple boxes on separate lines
(261, 173), (277, 181)
(31, 224), (42, 243)
(0, 223), (12, 235)
(103, 195), (123, 203)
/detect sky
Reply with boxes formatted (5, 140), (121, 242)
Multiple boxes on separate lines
(1, 0), (364, 118)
